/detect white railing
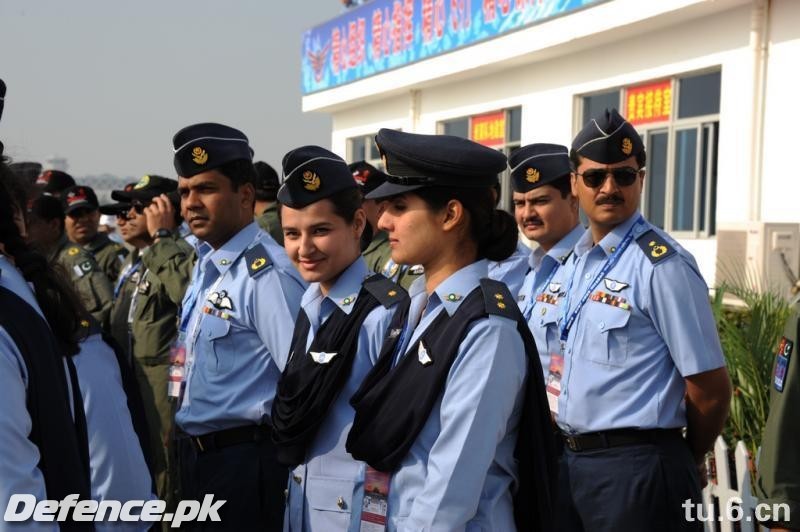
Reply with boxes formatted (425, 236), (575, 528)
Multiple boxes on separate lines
(701, 437), (767, 532)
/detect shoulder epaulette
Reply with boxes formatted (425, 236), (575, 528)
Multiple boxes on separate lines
(363, 274), (409, 308)
(480, 278), (522, 320)
(244, 243), (273, 278)
(636, 229), (677, 265)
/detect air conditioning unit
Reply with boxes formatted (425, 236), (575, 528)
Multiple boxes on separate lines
(715, 222), (800, 297)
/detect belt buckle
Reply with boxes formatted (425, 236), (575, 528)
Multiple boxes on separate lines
(566, 435), (581, 452)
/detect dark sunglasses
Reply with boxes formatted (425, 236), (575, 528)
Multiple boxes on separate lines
(115, 211), (131, 221)
(576, 167), (641, 188)
(131, 201), (151, 215)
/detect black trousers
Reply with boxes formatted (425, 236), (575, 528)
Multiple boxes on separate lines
(554, 434), (704, 532)
(186, 438), (288, 531)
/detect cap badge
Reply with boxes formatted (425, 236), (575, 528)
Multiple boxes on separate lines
(621, 138), (633, 156)
(525, 168), (540, 183)
(302, 170), (321, 191)
(192, 147), (208, 165)
(134, 175), (150, 190)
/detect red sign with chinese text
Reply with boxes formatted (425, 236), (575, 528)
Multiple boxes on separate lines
(625, 80), (672, 125)
(471, 111), (506, 147)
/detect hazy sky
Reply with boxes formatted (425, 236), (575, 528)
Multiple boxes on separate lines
(0, 0), (341, 179)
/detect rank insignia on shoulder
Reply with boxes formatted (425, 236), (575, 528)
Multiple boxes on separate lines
(67, 247), (80, 256)
(363, 274), (408, 308)
(774, 336), (793, 392)
(480, 279), (522, 320)
(244, 244), (272, 277)
(591, 290), (631, 311)
(418, 341), (432, 366)
(603, 278), (629, 292)
(310, 351), (339, 365)
(636, 230), (676, 264)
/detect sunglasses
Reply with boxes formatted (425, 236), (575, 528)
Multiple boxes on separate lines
(131, 201), (151, 215)
(576, 167), (641, 188)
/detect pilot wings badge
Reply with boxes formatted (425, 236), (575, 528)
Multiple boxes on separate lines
(310, 351), (339, 365)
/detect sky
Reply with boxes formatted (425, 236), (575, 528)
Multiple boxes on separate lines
(0, 0), (342, 179)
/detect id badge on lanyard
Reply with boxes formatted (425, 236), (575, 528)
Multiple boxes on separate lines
(360, 466), (391, 531)
(546, 347), (564, 417)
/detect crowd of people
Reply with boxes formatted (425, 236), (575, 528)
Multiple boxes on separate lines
(1, 72), (797, 532)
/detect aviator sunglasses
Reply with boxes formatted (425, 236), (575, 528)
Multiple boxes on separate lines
(576, 167), (641, 188)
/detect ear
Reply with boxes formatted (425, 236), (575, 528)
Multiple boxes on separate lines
(239, 182), (255, 209)
(352, 208), (367, 239)
(571, 172), (579, 196)
(441, 199), (465, 233)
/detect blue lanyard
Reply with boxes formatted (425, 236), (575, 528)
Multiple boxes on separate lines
(114, 259), (141, 298)
(523, 257), (560, 321)
(560, 217), (643, 343)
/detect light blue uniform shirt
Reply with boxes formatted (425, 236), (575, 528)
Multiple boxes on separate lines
(382, 260), (526, 531)
(176, 222), (306, 436)
(488, 239), (530, 296)
(286, 258), (398, 532)
(517, 224), (585, 377)
(558, 213), (725, 434)
(0, 257), (56, 532)
(73, 333), (154, 531)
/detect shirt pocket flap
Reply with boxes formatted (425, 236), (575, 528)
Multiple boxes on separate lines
(204, 316), (231, 340)
(593, 304), (630, 332)
(306, 476), (355, 513)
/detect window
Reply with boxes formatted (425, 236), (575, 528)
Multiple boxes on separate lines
(437, 106), (522, 212)
(578, 70), (720, 236)
(346, 133), (382, 166)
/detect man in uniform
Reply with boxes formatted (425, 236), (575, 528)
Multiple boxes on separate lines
(253, 160), (284, 246)
(62, 184), (128, 285)
(351, 160), (423, 289)
(26, 193), (114, 326)
(35, 169), (76, 197)
(173, 123), (305, 529)
(511, 143), (585, 393)
(755, 303), (800, 530)
(107, 174), (193, 513)
(554, 109), (732, 530)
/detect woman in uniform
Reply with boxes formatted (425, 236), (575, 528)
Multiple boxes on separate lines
(270, 146), (407, 531)
(345, 129), (557, 531)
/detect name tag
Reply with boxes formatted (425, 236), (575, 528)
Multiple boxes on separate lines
(360, 467), (391, 531)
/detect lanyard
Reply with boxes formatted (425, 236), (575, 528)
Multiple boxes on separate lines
(114, 258), (141, 298)
(524, 256), (561, 321)
(560, 217), (643, 343)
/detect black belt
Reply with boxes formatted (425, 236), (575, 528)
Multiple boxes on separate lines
(562, 428), (682, 452)
(191, 424), (271, 454)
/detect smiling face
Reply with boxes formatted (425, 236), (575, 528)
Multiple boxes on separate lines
(512, 183), (579, 252)
(571, 155), (644, 232)
(64, 207), (100, 245)
(178, 169), (254, 249)
(281, 198), (365, 293)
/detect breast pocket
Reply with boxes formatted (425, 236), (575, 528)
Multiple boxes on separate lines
(306, 476), (354, 527)
(202, 316), (233, 374)
(582, 301), (631, 367)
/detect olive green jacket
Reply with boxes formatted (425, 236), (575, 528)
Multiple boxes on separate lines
(84, 232), (128, 286)
(755, 302), (800, 528)
(256, 202), (284, 246)
(51, 235), (114, 327)
(362, 230), (423, 290)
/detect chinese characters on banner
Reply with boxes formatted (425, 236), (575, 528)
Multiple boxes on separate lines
(471, 111), (506, 147)
(302, 0), (605, 94)
(625, 80), (672, 125)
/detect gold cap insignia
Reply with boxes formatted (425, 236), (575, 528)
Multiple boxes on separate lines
(302, 170), (321, 191)
(251, 257), (267, 270)
(80, 320), (90, 328)
(525, 168), (540, 183)
(621, 138), (633, 156)
(68, 247), (80, 256)
(192, 147), (208, 165)
(648, 240), (668, 258)
(134, 175), (150, 189)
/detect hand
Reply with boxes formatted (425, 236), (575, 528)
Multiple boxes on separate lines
(144, 194), (177, 237)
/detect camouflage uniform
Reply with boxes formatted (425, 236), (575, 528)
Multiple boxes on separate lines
(51, 235), (114, 327)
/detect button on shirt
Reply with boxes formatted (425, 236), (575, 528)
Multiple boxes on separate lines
(518, 224), (585, 378)
(0, 257), (55, 532)
(175, 223), (306, 436)
(489, 239), (531, 297)
(557, 213), (725, 434)
(286, 258), (398, 532)
(385, 260), (527, 531)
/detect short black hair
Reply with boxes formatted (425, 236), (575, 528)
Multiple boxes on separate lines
(216, 159), (257, 190)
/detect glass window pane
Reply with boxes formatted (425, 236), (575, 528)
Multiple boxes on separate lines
(442, 118), (469, 139)
(508, 107), (522, 142)
(582, 90), (620, 123)
(368, 135), (381, 161)
(349, 136), (366, 162)
(646, 131), (668, 229)
(699, 123), (719, 234)
(678, 71), (721, 118)
(672, 128), (698, 231)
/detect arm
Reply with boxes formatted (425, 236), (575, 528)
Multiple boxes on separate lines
(252, 269), (306, 372)
(141, 238), (194, 306)
(684, 366), (732, 463)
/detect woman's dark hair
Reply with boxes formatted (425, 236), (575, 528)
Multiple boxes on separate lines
(0, 159), (88, 356)
(415, 185), (518, 262)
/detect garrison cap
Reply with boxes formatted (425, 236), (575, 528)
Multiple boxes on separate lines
(254, 161), (280, 193)
(572, 108), (644, 165)
(365, 129), (507, 199)
(173, 122), (254, 178)
(61, 185), (99, 215)
(36, 170), (76, 195)
(509, 143), (571, 193)
(349, 160), (387, 196)
(111, 174), (177, 202)
(277, 145), (357, 209)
